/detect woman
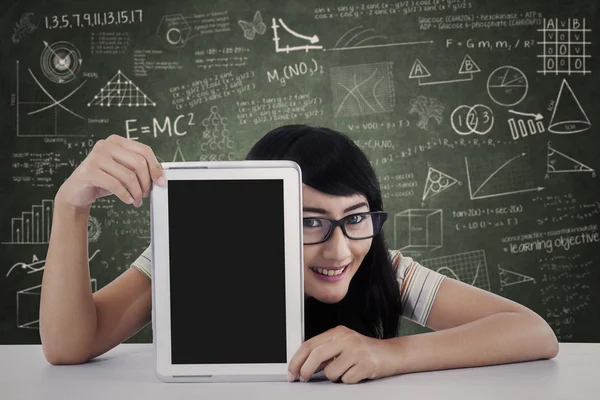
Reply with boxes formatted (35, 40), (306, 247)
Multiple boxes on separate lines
(40, 125), (558, 384)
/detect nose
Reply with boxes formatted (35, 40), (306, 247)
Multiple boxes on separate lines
(321, 225), (352, 261)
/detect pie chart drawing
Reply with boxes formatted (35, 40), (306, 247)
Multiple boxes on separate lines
(486, 66), (528, 107)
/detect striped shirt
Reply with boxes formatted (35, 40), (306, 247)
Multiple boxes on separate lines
(131, 246), (445, 327)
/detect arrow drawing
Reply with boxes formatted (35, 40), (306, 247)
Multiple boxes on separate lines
(508, 110), (544, 120)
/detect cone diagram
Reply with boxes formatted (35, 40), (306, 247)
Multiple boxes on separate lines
(548, 79), (591, 134)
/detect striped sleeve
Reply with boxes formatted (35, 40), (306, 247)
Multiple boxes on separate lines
(131, 244), (152, 280)
(389, 250), (445, 326)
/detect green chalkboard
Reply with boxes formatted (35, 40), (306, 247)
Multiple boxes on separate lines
(1, 0), (599, 344)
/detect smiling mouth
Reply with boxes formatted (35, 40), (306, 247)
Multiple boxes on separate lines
(309, 264), (349, 277)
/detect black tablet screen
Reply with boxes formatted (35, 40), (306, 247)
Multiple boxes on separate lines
(167, 179), (287, 364)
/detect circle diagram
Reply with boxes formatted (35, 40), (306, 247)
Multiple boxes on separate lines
(40, 41), (82, 84)
(451, 104), (494, 135)
(487, 66), (528, 107)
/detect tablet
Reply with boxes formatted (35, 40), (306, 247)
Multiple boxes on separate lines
(150, 161), (304, 382)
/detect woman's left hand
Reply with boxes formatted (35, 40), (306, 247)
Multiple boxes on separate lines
(288, 325), (393, 384)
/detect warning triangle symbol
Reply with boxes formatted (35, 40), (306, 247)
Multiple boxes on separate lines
(548, 79), (591, 134)
(409, 59), (431, 79)
(547, 144), (593, 173)
(458, 54), (480, 74)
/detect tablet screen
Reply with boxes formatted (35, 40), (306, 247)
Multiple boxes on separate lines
(167, 179), (287, 365)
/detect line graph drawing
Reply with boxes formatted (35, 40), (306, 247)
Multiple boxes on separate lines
(548, 79), (591, 134)
(15, 60), (88, 137)
(3, 199), (53, 244)
(421, 250), (491, 292)
(465, 153), (543, 200)
(40, 41), (82, 84)
(409, 55), (480, 86)
(330, 62), (395, 117)
(88, 70), (156, 107)
(547, 142), (595, 176)
(487, 66), (528, 107)
(499, 266), (536, 290)
(327, 25), (433, 51)
(422, 167), (460, 201)
(272, 17), (322, 53)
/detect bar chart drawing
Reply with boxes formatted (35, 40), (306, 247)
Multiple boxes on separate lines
(4, 199), (53, 244)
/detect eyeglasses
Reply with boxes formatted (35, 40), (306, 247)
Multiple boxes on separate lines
(303, 211), (388, 245)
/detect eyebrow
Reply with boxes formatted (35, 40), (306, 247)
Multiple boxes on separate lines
(303, 201), (369, 215)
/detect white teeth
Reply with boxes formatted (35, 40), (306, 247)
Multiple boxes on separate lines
(312, 266), (346, 276)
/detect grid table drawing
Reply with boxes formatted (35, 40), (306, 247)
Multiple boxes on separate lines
(421, 250), (491, 292)
(538, 18), (591, 75)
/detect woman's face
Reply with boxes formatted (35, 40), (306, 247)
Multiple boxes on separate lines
(302, 184), (373, 304)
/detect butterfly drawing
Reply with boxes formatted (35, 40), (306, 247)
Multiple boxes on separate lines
(238, 11), (266, 40)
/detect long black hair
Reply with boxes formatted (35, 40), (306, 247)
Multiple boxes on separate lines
(246, 125), (403, 340)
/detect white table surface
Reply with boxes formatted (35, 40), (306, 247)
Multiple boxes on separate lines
(1, 343), (598, 400)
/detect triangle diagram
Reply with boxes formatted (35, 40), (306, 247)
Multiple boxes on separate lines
(499, 267), (535, 287)
(88, 70), (156, 107)
(458, 54), (480, 74)
(409, 59), (431, 79)
(422, 167), (459, 201)
(547, 144), (594, 173)
(548, 79), (591, 134)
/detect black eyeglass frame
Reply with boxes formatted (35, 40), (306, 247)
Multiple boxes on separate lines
(303, 211), (388, 245)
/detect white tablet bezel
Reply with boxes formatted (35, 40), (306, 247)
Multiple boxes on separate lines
(150, 161), (304, 382)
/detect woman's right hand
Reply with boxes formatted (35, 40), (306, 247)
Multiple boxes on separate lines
(56, 134), (165, 210)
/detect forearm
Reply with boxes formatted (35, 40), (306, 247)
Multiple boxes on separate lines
(384, 311), (559, 375)
(40, 195), (97, 364)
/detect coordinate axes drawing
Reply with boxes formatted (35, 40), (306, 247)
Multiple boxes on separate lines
(421, 250), (491, 292)
(465, 153), (543, 200)
(330, 62), (395, 117)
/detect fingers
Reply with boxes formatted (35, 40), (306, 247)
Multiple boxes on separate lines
(322, 352), (356, 383)
(288, 326), (349, 381)
(90, 169), (136, 205)
(108, 144), (153, 198)
(297, 340), (345, 382)
(106, 134), (165, 187)
(99, 158), (144, 206)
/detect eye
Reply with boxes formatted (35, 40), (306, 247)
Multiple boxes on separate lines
(303, 218), (323, 228)
(346, 214), (365, 224)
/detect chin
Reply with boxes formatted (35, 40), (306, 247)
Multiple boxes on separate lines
(306, 283), (349, 304)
